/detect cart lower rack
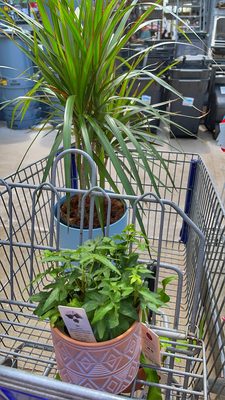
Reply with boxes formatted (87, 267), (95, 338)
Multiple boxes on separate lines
(0, 150), (224, 399)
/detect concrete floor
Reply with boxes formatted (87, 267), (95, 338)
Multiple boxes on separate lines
(0, 120), (56, 178)
(0, 120), (224, 198)
(163, 124), (225, 196)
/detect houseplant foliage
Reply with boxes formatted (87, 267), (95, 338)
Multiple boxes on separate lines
(0, 0), (176, 197)
(31, 224), (172, 342)
(30, 224), (174, 393)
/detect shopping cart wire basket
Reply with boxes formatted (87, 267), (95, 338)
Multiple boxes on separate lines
(0, 149), (224, 399)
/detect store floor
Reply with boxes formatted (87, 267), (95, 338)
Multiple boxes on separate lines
(161, 124), (225, 197)
(0, 120), (224, 199)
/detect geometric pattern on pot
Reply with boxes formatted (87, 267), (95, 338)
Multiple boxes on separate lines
(51, 321), (141, 394)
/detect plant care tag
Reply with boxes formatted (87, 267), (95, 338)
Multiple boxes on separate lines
(141, 323), (161, 367)
(218, 124), (225, 148)
(182, 97), (194, 107)
(141, 95), (151, 105)
(58, 306), (96, 342)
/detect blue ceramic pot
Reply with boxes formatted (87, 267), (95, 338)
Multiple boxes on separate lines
(54, 195), (128, 250)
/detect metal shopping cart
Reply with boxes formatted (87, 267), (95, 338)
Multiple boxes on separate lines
(222, 183), (225, 207)
(0, 150), (224, 399)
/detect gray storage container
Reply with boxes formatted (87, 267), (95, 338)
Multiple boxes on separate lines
(40, 96), (64, 126)
(0, 86), (4, 121)
(0, 77), (34, 88)
(0, 33), (34, 79)
(0, 78), (34, 100)
(0, 78), (41, 129)
(5, 111), (42, 130)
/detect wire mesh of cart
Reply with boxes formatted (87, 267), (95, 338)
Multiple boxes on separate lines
(0, 149), (224, 399)
(222, 183), (225, 207)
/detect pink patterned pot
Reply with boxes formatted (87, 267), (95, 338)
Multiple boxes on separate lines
(51, 322), (141, 394)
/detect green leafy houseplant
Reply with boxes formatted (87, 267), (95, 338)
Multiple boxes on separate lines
(30, 224), (176, 393)
(30, 225), (174, 393)
(0, 0), (177, 200)
(31, 225), (172, 342)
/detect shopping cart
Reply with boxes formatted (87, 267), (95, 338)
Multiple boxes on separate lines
(222, 183), (225, 207)
(0, 150), (224, 399)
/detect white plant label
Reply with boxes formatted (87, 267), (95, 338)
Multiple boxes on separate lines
(58, 306), (96, 342)
(141, 95), (151, 104)
(182, 97), (194, 107)
(220, 86), (225, 95)
(218, 123), (225, 147)
(141, 323), (161, 366)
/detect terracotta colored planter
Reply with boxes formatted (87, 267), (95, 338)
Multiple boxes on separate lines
(51, 321), (141, 394)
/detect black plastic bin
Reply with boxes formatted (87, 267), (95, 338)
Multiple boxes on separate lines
(168, 56), (211, 138)
(175, 32), (208, 57)
(129, 75), (166, 133)
(118, 41), (176, 75)
(143, 40), (176, 74)
(205, 66), (225, 138)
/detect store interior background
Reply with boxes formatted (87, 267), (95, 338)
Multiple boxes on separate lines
(0, 0), (224, 199)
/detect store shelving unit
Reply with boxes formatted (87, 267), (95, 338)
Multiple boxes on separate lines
(164, 0), (210, 33)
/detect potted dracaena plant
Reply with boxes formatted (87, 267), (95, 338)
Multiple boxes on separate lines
(0, 0), (179, 246)
(30, 224), (174, 394)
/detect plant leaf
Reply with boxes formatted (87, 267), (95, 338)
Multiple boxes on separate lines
(119, 302), (138, 320)
(41, 287), (61, 313)
(92, 302), (114, 324)
(92, 254), (121, 275)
